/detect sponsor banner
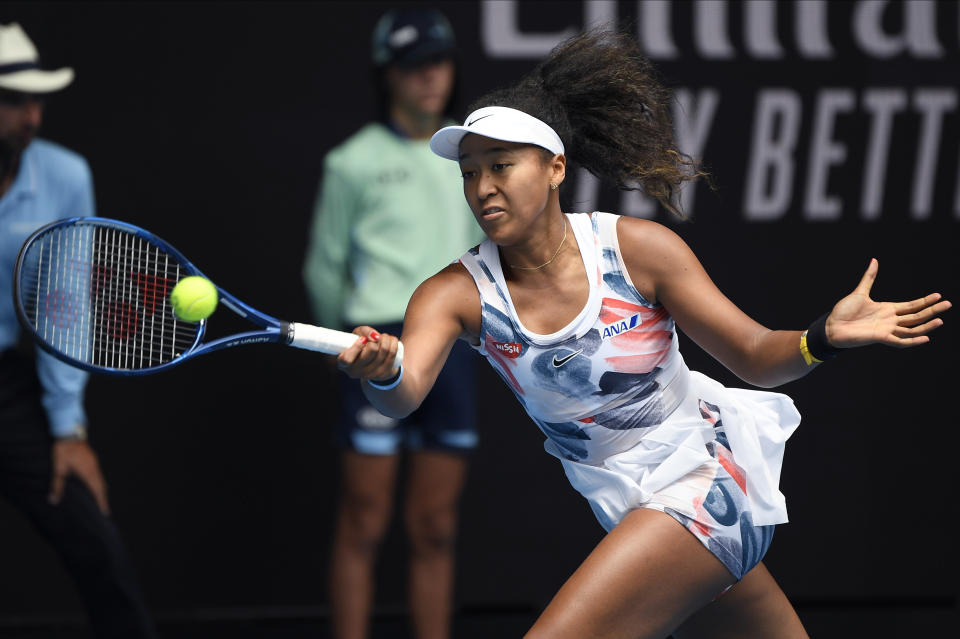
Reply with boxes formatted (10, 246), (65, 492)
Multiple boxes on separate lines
(474, 0), (959, 223)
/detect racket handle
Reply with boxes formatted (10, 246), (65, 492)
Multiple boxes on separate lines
(288, 322), (404, 370)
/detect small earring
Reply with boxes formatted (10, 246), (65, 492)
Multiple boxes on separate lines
(549, 183), (558, 191)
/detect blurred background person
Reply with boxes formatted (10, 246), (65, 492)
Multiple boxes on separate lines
(303, 9), (485, 639)
(0, 23), (156, 639)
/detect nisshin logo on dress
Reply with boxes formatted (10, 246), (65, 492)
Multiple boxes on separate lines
(488, 338), (522, 358)
(601, 313), (642, 340)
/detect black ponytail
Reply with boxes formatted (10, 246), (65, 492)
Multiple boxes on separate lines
(467, 28), (706, 217)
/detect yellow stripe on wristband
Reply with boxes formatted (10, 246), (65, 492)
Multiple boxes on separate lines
(800, 331), (823, 366)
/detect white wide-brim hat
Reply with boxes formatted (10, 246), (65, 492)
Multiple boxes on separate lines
(430, 106), (565, 161)
(0, 23), (74, 93)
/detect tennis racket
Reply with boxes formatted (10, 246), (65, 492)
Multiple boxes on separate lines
(13, 216), (403, 376)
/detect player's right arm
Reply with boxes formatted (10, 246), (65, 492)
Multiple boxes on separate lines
(338, 262), (480, 418)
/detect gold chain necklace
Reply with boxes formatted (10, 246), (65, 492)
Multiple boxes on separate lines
(508, 217), (567, 271)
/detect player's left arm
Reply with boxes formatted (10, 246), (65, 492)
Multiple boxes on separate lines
(616, 217), (950, 388)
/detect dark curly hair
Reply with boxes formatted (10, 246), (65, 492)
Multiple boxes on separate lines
(466, 28), (707, 218)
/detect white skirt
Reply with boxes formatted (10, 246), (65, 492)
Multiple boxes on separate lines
(549, 370), (801, 531)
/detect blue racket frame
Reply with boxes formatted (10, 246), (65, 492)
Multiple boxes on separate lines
(14, 216), (293, 376)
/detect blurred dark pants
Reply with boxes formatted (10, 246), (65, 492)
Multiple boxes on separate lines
(0, 349), (156, 639)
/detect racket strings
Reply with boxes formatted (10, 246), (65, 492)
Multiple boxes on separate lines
(19, 223), (200, 370)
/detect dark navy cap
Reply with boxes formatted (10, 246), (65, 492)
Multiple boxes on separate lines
(371, 9), (456, 68)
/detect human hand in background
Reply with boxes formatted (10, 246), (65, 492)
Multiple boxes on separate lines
(50, 438), (110, 515)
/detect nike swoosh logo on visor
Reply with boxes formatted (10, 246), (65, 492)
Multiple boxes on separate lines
(467, 114), (495, 127)
(552, 348), (584, 368)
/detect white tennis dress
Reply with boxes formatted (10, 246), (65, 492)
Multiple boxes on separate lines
(458, 212), (801, 575)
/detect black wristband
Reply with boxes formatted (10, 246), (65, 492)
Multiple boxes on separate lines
(806, 312), (842, 361)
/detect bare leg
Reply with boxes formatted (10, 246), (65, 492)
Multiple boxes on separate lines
(404, 450), (469, 639)
(330, 451), (400, 639)
(673, 562), (808, 639)
(524, 508), (735, 639)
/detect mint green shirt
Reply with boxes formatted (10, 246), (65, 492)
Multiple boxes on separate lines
(304, 123), (484, 329)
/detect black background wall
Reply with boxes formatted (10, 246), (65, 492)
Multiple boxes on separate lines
(1, 0), (957, 634)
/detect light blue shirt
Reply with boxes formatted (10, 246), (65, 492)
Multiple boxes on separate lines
(0, 138), (93, 437)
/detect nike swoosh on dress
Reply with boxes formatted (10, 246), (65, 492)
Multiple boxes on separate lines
(553, 348), (584, 367)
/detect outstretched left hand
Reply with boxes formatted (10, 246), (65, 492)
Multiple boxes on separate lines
(827, 258), (951, 349)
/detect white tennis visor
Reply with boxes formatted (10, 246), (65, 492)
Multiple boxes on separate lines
(429, 106), (565, 161)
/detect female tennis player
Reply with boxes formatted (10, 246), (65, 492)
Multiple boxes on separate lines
(337, 29), (950, 638)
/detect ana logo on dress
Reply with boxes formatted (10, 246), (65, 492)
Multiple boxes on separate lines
(601, 313), (642, 340)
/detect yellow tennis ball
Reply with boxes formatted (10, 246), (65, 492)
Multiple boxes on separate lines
(170, 276), (218, 322)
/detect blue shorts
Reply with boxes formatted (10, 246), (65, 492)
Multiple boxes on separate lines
(335, 323), (478, 455)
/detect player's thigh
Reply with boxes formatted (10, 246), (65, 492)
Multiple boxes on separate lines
(525, 507), (735, 639)
(405, 450), (468, 517)
(404, 450), (467, 552)
(673, 562), (808, 639)
(337, 450), (400, 527)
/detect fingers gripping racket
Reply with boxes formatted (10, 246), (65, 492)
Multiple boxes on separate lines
(13, 217), (403, 375)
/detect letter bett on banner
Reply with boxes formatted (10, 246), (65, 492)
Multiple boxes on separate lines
(744, 87), (956, 222)
(480, 0), (959, 222)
